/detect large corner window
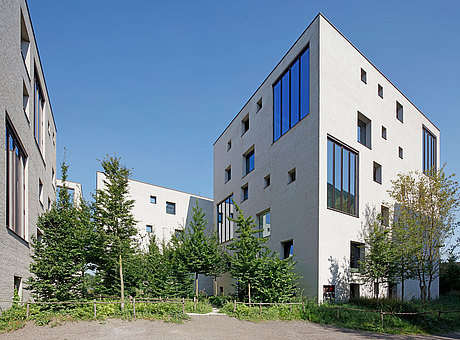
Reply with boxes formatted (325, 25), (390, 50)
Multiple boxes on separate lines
(217, 195), (235, 243)
(423, 127), (437, 173)
(327, 138), (358, 216)
(34, 72), (44, 149)
(6, 123), (27, 239)
(273, 47), (310, 142)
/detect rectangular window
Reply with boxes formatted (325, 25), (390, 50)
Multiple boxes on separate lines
(6, 123), (27, 239)
(256, 98), (262, 112)
(396, 101), (403, 122)
(244, 149), (255, 175)
(14, 276), (22, 300)
(242, 115), (249, 135)
(381, 126), (387, 140)
(227, 140), (231, 151)
(381, 205), (389, 226)
(20, 12), (30, 76)
(273, 47), (309, 142)
(166, 202), (176, 215)
(217, 195), (235, 243)
(241, 184), (248, 202)
(282, 240), (293, 259)
(361, 68), (367, 84)
(327, 138), (358, 216)
(323, 285), (335, 302)
(423, 127), (437, 173)
(373, 162), (382, 184)
(146, 225), (152, 233)
(39, 179), (43, 206)
(258, 210), (271, 237)
(225, 166), (231, 182)
(378, 84), (383, 98)
(357, 112), (371, 148)
(264, 174), (271, 188)
(398, 147), (403, 159)
(23, 82), (29, 118)
(288, 168), (296, 184)
(350, 241), (364, 271)
(150, 195), (157, 204)
(34, 72), (44, 149)
(350, 283), (360, 300)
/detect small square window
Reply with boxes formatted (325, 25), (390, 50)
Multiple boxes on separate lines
(361, 68), (367, 84)
(256, 98), (262, 112)
(373, 162), (382, 184)
(381, 126), (387, 140)
(282, 240), (293, 259)
(288, 168), (296, 184)
(166, 202), (176, 215)
(150, 196), (157, 204)
(398, 147), (403, 159)
(227, 140), (232, 151)
(396, 101), (403, 122)
(241, 184), (248, 202)
(264, 174), (271, 188)
(242, 115), (249, 135)
(225, 166), (231, 183)
(378, 84), (383, 98)
(146, 225), (152, 233)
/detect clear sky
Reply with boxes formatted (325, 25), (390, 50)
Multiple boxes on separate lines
(27, 0), (460, 201)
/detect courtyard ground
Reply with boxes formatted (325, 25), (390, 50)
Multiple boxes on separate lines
(1, 315), (460, 340)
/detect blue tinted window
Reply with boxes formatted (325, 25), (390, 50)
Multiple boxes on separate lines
(290, 60), (300, 127)
(300, 49), (310, 119)
(334, 144), (342, 211)
(281, 72), (290, 135)
(146, 225), (152, 233)
(423, 128), (436, 173)
(327, 140), (334, 208)
(274, 82), (281, 141)
(245, 150), (254, 174)
(150, 196), (157, 204)
(166, 202), (176, 215)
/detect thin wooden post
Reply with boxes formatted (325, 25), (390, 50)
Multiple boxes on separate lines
(380, 311), (384, 329)
(302, 302), (305, 313)
(132, 297), (136, 318)
(193, 296), (196, 311)
(336, 308), (340, 319)
(248, 283), (251, 307)
(182, 298), (185, 314)
(26, 302), (30, 319)
(93, 299), (97, 319)
(259, 302), (262, 316)
(290, 304), (293, 314)
(233, 300), (236, 312)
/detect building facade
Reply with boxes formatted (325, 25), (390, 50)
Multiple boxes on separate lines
(213, 13), (440, 302)
(0, 0), (57, 308)
(56, 179), (83, 206)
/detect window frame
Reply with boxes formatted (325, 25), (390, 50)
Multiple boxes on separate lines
(422, 126), (437, 173)
(216, 195), (235, 243)
(166, 201), (176, 215)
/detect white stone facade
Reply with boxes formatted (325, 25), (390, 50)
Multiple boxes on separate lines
(56, 179), (83, 206)
(0, 0), (57, 309)
(213, 13), (440, 302)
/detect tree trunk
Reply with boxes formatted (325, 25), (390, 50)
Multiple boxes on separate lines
(120, 254), (125, 310)
(195, 272), (199, 298)
(375, 282), (379, 300)
(401, 263), (405, 302)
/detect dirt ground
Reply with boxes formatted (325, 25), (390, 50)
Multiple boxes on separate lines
(1, 315), (460, 340)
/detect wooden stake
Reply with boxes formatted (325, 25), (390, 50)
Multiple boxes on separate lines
(380, 312), (384, 329)
(259, 302), (262, 316)
(132, 297), (136, 318)
(248, 283), (251, 307)
(193, 296), (196, 311)
(182, 298), (185, 314)
(26, 302), (29, 319)
(290, 304), (292, 314)
(93, 299), (97, 319)
(302, 302), (305, 313)
(233, 300), (236, 312)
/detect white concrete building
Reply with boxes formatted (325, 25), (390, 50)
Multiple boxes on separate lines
(213, 13), (440, 302)
(56, 179), (83, 206)
(0, 0), (57, 308)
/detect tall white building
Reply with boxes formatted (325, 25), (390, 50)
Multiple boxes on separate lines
(213, 13), (440, 302)
(0, 0), (57, 308)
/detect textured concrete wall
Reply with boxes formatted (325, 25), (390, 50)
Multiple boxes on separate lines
(0, 0), (57, 309)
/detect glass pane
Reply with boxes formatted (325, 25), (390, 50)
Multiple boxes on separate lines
(300, 48), (310, 119)
(327, 140), (334, 208)
(350, 153), (356, 215)
(274, 82), (281, 141)
(334, 144), (342, 211)
(343, 149), (350, 213)
(290, 60), (300, 127)
(281, 72), (290, 135)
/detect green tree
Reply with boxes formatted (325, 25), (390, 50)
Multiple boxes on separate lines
(27, 162), (95, 301)
(440, 252), (460, 294)
(176, 203), (226, 297)
(360, 206), (396, 300)
(228, 204), (298, 302)
(92, 155), (137, 303)
(388, 167), (460, 302)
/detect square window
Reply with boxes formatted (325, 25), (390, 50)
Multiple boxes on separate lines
(256, 98), (262, 112)
(242, 115), (249, 135)
(146, 225), (152, 233)
(150, 195), (157, 204)
(264, 174), (271, 188)
(378, 84), (383, 98)
(241, 184), (248, 202)
(396, 101), (403, 122)
(361, 68), (367, 84)
(350, 241), (364, 270)
(357, 112), (371, 148)
(227, 140), (232, 151)
(373, 162), (382, 184)
(282, 240), (293, 259)
(166, 202), (176, 215)
(225, 166), (231, 183)
(244, 148), (255, 175)
(381, 126), (387, 140)
(288, 168), (296, 184)
(398, 147), (403, 159)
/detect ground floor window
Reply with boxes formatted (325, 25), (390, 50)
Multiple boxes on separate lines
(350, 283), (360, 300)
(217, 195), (235, 243)
(323, 285), (335, 301)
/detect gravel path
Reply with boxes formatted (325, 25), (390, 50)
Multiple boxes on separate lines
(1, 315), (459, 340)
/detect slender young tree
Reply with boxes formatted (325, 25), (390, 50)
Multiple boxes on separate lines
(92, 155), (137, 304)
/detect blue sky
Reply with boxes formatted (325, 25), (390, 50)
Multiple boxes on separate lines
(28, 0), (460, 201)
